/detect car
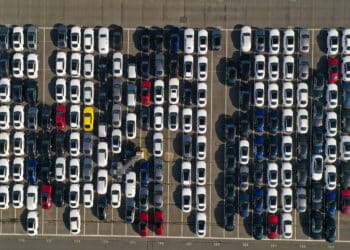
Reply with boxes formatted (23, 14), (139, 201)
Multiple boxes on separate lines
(69, 158), (80, 183)
(297, 82), (308, 108)
(137, 187), (148, 212)
(311, 211), (323, 239)
(299, 28), (310, 53)
(226, 144), (235, 174)
(0, 105), (9, 130)
(26, 211), (38, 236)
(182, 108), (193, 133)
(239, 139), (249, 165)
(269, 29), (280, 54)
(0, 185), (9, 210)
(341, 189), (350, 214)
(0, 54), (9, 77)
(55, 51), (67, 77)
(183, 55), (193, 80)
(240, 166), (249, 192)
(327, 29), (339, 55)
(70, 52), (81, 78)
(342, 56), (350, 81)
(97, 142), (108, 167)
(68, 79), (80, 104)
(198, 29), (208, 54)
(153, 28), (163, 52)
(254, 136), (264, 162)
(69, 184), (80, 208)
(253, 188), (264, 214)
(40, 105), (52, 130)
(325, 165), (337, 190)
(154, 183), (163, 209)
(24, 84), (37, 106)
(0, 27), (9, 50)
(254, 82), (265, 107)
(125, 113), (136, 139)
(12, 53), (24, 78)
(98, 56), (108, 82)
(138, 211), (149, 237)
(312, 101), (324, 127)
(111, 104), (122, 129)
(196, 212), (206, 238)
(96, 169), (108, 195)
(56, 132), (67, 155)
(83, 106), (94, 132)
(182, 187), (192, 213)
(342, 163), (350, 188)
(140, 54), (150, 79)
(325, 138), (337, 164)
(0, 158), (9, 183)
(55, 78), (66, 103)
(12, 157), (24, 182)
(168, 104), (179, 131)
(311, 182), (323, 210)
(281, 162), (293, 187)
(110, 129), (122, 154)
(112, 52), (123, 77)
(297, 162), (308, 187)
(282, 108), (294, 133)
(12, 183), (24, 208)
(226, 59), (237, 85)
(225, 201), (235, 231)
(196, 109), (207, 135)
(343, 29), (350, 55)
(12, 81), (23, 102)
(255, 28), (265, 52)
(139, 80), (151, 107)
(13, 131), (25, 156)
(109, 183), (121, 209)
(253, 214), (264, 240)
(153, 106), (164, 132)
(296, 136), (308, 160)
(197, 56), (208, 81)
(27, 25), (38, 50)
(68, 105), (81, 130)
(181, 161), (192, 187)
(211, 28), (221, 50)
(239, 191), (249, 218)
(240, 26), (252, 53)
(325, 216), (336, 243)
(155, 53), (165, 77)
(69, 209), (81, 235)
(267, 83), (279, 109)
(194, 160), (206, 186)
(70, 26), (81, 51)
(344, 83), (350, 109)
(168, 78), (179, 104)
(343, 110), (350, 134)
(197, 82), (207, 108)
(26, 159), (37, 185)
(12, 26), (24, 51)
(82, 158), (93, 182)
(267, 188), (278, 214)
(41, 184), (52, 210)
(299, 55), (309, 80)
(239, 112), (250, 137)
(169, 54), (179, 77)
(182, 134), (192, 159)
(83, 54), (94, 79)
(26, 185), (38, 211)
(184, 28), (194, 54)
(125, 171), (136, 199)
(69, 132), (80, 157)
(296, 187), (307, 213)
(240, 56), (251, 81)
(169, 27), (180, 53)
(268, 56), (279, 81)
(313, 72), (326, 99)
(326, 111), (338, 137)
(254, 108), (265, 133)
(281, 213), (293, 239)
(112, 79), (122, 105)
(55, 157), (66, 182)
(0, 78), (10, 103)
(139, 161), (150, 188)
(125, 199), (135, 223)
(297, 109), (308, 134)
(57, 24), (67, 48)
(83, 28), (94, 53)
(267, 214), (278, 240)
(283, 29), (295, 54)
(152, 79), (165, 105)
(326, 191), (337, 217)
(283, 56), (294, 80)
(253, 162), (264, 187)
(154, 158), (163, 183)
(282, 135), (293, 161)
(126, 83), (136, 109)
(140, 28), (150, 52)
(27, 106), (38, 131)
(328, 57), (339, 83)
(311, 154), (323, 181)
(153, 133), (163, 157)
(281, 188), (293, 213)
(196, 186), (206, 212)
(98, 27), (109, 54)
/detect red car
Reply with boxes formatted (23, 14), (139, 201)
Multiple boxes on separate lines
(141, 80), (151, 106)
(154, 209), (164, 235)
(328, 57), (339, 83)
(267, 215), (278, 239)
(139, 212), (149, 237)
(41, 184), (53, 210)
(342, 189), (350, 214)
(56, 105), (66, 130)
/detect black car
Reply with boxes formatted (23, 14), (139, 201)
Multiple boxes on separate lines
(26, 82), (38, 104)
(226, 144), (236, 175)
(312, 100), (324, 127)
(225, 174), (235, 202)
(255, 29), (265, 52)
(40, 132), (52, 157)
(227, 60), (237, 85)
(55, 130), (65, 156)
(239, 113), (249, 138)
(98, 56), (108, 82)
(253, 162), (264, 187)
(40, 164), (51, 183)
(0, 26), (9, 50)
(40, 105), (52, 130)
(26, 133), (37, 158)
(183, 82), (192, 105)
(297, 162), (308, 187)
(211, 28), (221, 51)
(224, 201), (235, 231)
(342, 109), (350, 133)
(57, 24), (67, 49)
(342, 162), (350, 188)
(224, 117), (236, 144)
(153, 28), (163, 52)
(240, 84), (250, 111)
(140, 28), (150, 52)
(140, 54), (150, 79)
(112, 26), (123, 50)
(97, 196), (107, 220)
(325, 216), (336, 243)
(311, 211), (323, 239)
(253, 214), (264, 240)
(268, 136), (278, 160)
(240, 58), (251, 82)
(12, 81), (23, 103)
(54, 182), (65, 207)
(169, 54), (179, 76)
(140, 106), (150, 131)
(312, 127), (323, 154)
(297, 136), (308, 160)
(268, 110), (279, 134)
(311, 181), (323, 210)
(0, 53), (9, 77)
(98, 85), (108, 111)
(313, 72), (325, 99)
(182, 134), (192, 159)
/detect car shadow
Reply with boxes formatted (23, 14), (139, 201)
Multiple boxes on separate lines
(214, 200), (225, 228)
(62, 206), (70, 231)
(20, 209), (28, 232)
(214, 171), (225, 199)
(216, 57), (228, 85)
(231, 24), (243, 50)
(316, 28), (328, 54)
(172, 185), (182, 210)
(48, 76), (57, 101)
(186, 210), (196, 235)
(172, 132), (183, 156)
(229, 83), (240, 109)
(299, 211), (310, 236)
(47, 50), (57, 74)
(214, 144), (225, 172)
(315, 55), (328, 73)
(171, 158), (182, 183)
(242, 213), (253, 236)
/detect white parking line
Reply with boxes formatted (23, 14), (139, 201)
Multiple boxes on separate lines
(294, 209), (296, 239)
(13, 209), (16, 233)
(41, 210), (44, 235)
(55, 207), (58, 235)
(83, 207), (86, 235)
(111, 207), (114, 235)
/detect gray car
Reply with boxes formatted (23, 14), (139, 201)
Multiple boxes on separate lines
(139, 187), (149, 211)
(27, 25), (38, 50)
(342, 162), (350, 188)
(125, 198), (135, 223)
(83, 133), (93, 156)
(154, 184), (163, 209)
(113, 79), (122, 104)
(298, 55), (309, 80)
(155, 53), (164, 77)
(57, 25), (67, 49)
(154, 157), (163, 183)
(183, 134), (192, 159)
(83, 158), (93, 182)
(27, 107), (38, 131)
(112, 104), (122, 128)
(0, 27), (9, 50)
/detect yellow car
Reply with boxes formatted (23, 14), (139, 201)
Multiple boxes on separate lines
(83, 107), (94, 132)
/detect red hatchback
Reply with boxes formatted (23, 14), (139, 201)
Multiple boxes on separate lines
(328, 57), (339, 83)
(154, 209), (164, 235)
(141, 80), (151, 106)
(139, 212), (149, 237)
(342, 189), (350, 214)
(56, 105), (66, 130)
(267, 215), (278, 239)
(41, 184), (53, 210)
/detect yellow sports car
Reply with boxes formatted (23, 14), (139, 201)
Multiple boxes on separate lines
(83, 107), (94, 132)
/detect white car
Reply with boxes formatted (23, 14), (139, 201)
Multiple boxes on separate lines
(182, 108), (193, 133)
(326, 112), (337, 137)
(197, 109), (207, 134)
(241, 26), (252, 53)
(153, 132), (163, 157)
(299, 28), (310, 53)
(268, 55), (279, 81)
(281, 213), (293, 239)
(325, 138), (337, 163)
(13, 131), (25, 156)
(325, 165), (337, 190)
(181, 161), (191, 186)
(267, 188), (278, 214)
(327, 29), (339, 55)
(169, 78), (179, 104)
(0, 158), (9, 183)
(83, 28), (94, 53)
(98, 27), (109, 54)
(268, 83), (279, 109)
(184, 28), (194, 54)
(0, 78), (10, 103)
(27, 211), (38, 236)
(296, 188), (307, 212)
(12, 157), (24, 182)
(197, 82), (207, 107)
(154, 106), (164, 132)
(196, 135), (207, 160)
(97, 142), (108, 167)
(297, 109), (309, 134)
(255, 54), (265, 79)
(70, 132), (80, 157)
(311, 154), (323, 181)
(26, 185), (38, 211)
(83, 54), (94, 79)
(55, 157), (66, 182)
(70, 209), (81, 235)
(55, 78), (66, 103)
(0, 105), (10, 130)
(267, 162), (278, 188)
(56, 51), (67, 77)
(0, 185), (9, 209)
(70, 105), (81, 129)
(70, 26), (81, 51)
(12, 26), (24, 51)
(239, 139), (249, 165)
(154, 80), (164, 105)
(297, 82), (308, 108)
(196, 161), (206, 185)
(198, 29), (208, 54)
(70, 53), (81, 78)
(182, 187), (192, 213)
(70, 79), (81, 104)
(0, 132), (9, 157)
(112, 52), (123, 77)
(254, 82), (265, 107)
(12, 53), (24, 78)
(283, 29), (295, 55)
(269, 29), (280, 54)
(196, 186), (206, 212)
(97, 169), (108, 195)
(27, 53), (38, 79)
(343, 29), (350, 54)
(196, 212), (206, 238)
(83, 81), (94, 106)
(125, 113), (136, 139)
(283, 56), (294, 80)
(281, 162), (293, 188)
(69, 184), (80, 208)
(111, 129), (122, 154)
(69, 158), (80, 183)
(183, 55), (193, 80)
(281, 188), (293, 213)
(342, 56), (350, 81)
(80, 184), (92, 210)
(168, 105), (179, 131)
(282, 135), (293, 161)
(341, 135), (350, 161)
(282, 109), (294, 133)
(283, 82), (294, 107)
(197, 56), (208, 81)
(125, 171), (136, 199)
(110, 183), (121, 208)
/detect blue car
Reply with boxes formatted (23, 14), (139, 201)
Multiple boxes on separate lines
(170, 27), (180, 53)
(254, 109), (265, 133)
(326, 191), (337, 217)
(268, 110), (279, 134)
(268, 136), (278, 160)
(239, 191), (250, 218)
(253, 188), (264, 214)
(27, 159), (37, 185)
(254, 136), (264, 161)
(253, 214), (264, 240)
(140, 161), (150, 187)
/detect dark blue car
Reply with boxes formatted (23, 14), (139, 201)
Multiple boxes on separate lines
(254, 109), (265, 133)
(326, 191), (337, 217)
(268, 136), (278, 160)
(27, 159), (37, 185)
(239, 191), (250, 218)
(170, 27), (180, 53)
(140, 161), (150, 187)
(253, 188), (264, 214)
(253, 214), (264, 240)
(254, 136), (264, 161)
(268, 110), (279, 134)
(313, 127), (323, 154)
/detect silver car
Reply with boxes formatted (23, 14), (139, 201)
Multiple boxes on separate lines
(155, 53), (164, 77)
(113, 79), (122, 104)
(27, 107), (38, 131)
(83, 133), (93, 156)
(154, 157), (163, 183)
(112, 104), (122, 128)
(139, 187), (149, 211)
(83, 158), (93, 182)
(27, 25), (38, 50)
(298, 55), (309, 81)
(183, 134), (192, 159)
(154, 184), (163, 209)
(299, 28), (310, 53)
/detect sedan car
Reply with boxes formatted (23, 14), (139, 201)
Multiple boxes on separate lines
(241, 26), (252, 53)
(328, 57), (339, 83)
(268, 55), (279, 81)
(267, 215), (278, 240)
(254, 54), (265, 80)
(197, 56), (208, 81)
(326, 84), (338, 109)
(70, 53), (81, 78)
(283, 56), (294, 80)
(153, 133), (163, 157)
(267, 188), (278, 214)
(297, 82), (308, 108)
(254, 82), (265, 107)
(269, 29), (280, 54)
(283, 29), (295, 55)
(327, 29), (339, 55)
(27, 53), (38, 79)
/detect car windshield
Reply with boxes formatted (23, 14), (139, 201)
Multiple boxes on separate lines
(200, 63), (206, 71)
(185, 62), (192, 72)
(330, 90), (337, 100)
(271, 63), (278, 71)
(287, 63), (293, 73)
(287, 37), (293, 45)
(142, 88), (148, 96)
(331, 37), (338, 46)
(270, 170), (277, 179)
(284, 170), (291, 179)
(270, 197), (276, 205)
(272, 36), (279, 44)
(198, 168), (205, 178)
